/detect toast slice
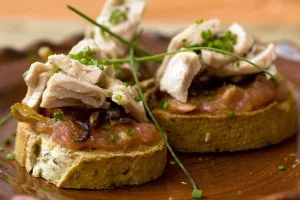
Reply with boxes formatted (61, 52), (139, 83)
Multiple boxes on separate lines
(15, 122), (167, 189)
(154, 84), (297, 153)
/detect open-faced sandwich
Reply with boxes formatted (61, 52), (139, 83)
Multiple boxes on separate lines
(153, 19), (298, 153)
(11, 0), (167, 189)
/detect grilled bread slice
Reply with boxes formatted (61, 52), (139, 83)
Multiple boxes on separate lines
(15, 122), (167, 189)
(154, 84), (297, 153)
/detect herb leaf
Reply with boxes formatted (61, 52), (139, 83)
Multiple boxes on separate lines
(109, 9), (127, 25)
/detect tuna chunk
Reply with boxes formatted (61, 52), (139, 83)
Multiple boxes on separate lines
(48, 54), (106, 84)
(91, 0), (147, 58)
(159, 52), (202, 103)
(41, 73), (110, 108)
(101, 76), (148, 122)
(22, 62), (54, 109)
(112, 84), (148, 122)
(202, 23), (254, 68)
(209, 44), (276, 77)
(156, 19), (220, 80)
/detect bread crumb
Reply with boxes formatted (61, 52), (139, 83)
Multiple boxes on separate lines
(204, 132), (210, 143)
(169, 161), (176, 165)
(238, 190), (242, 195)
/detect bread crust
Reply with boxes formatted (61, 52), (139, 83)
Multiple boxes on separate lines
(15, 123), (167, 189)
(154, 84), (298, 153)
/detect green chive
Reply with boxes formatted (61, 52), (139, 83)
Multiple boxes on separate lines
(225, 109), (235, 117)
(109, 9), (128, 25)
(192, 189), (203, 199)
(0, 147), (4, 152)
(6, 153), (14, 160)
(278, 165), (285, 171)
(110, 134), (116, 142)
(3, 138), (11, 146)
(23, 70), (29, 78)
(129, 45), (201, 197)
(134, 95), (142, 102)
(0, 113), (13, 126)
(12, 132), (16, 137)
(67, 5), (151, 57)
(127, 128), (133, 136)
(115, 94), (122, 100)
(160, 101), (170, 110)
(53, 113), (64, 122)
(53, 67), (62, 73)
(123, 82), (129, 87)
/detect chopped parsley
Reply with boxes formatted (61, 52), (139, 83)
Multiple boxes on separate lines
(113, 63), (121, 78)
(110, 134), (117, 142)
(3, 138), (11, 146)
(0, 147), (4, 152)
(69, 46), (104, 70)
(201, 29), (237, 52)
(53, 113), (64, 122)
(192, 189), (203, 199)
(6, 153), (14, 160)
(53, 66), (62, 73)
(134, 95), (142, 102)
(115, 94), (123, 100)
(160, 101), (170, 110)
(109, 9), (128, 25)
(12, 132), (16, 137)
(225, 109), (235, 117)
(278, 165), (285, 171)
(127, 128), (133, 136)
(123, 82), (129, 87)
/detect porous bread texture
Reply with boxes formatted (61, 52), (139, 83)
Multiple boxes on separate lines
(15, 123), (167, 189)
(154, 84), (298, 153)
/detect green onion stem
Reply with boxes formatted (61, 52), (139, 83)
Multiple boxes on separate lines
(102, 46), (275, 80)
(129, 46), (199, 191)
(0, 113), (12, 126)
(67, 5), (151, 57)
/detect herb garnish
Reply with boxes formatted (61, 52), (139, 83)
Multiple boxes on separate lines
(160, 101), (170, 110)
(53, 113), (64, 122)
(3, 138), (11, 146)
(109, 9), (128, 25)
(69, 46), (105, 70)
(201, 29), (237, 52)
(67, 5), (151, 56)
(6, 153), (14, 160)
(0, 147), (4, 152)
(0, 113), (12, 126)
(278, 165), (285, 171)
(114, 94), (123, 100)
(134, 95), (142, 102)
(127, 128), (133, 136)
(123, 82), (129, 87)
(225, 109), (235, 117)
(99, 46), (276, 80)
(129, 45), (202, 199)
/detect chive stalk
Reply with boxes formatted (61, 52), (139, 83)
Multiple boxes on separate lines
(67, 5), (151, 57)
(100, 46), (276, 80)
(0, 113), (12, 126)
(129, 46), (201, 198)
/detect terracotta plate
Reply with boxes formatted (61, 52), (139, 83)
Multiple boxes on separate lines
(0, 33), (300, 200)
